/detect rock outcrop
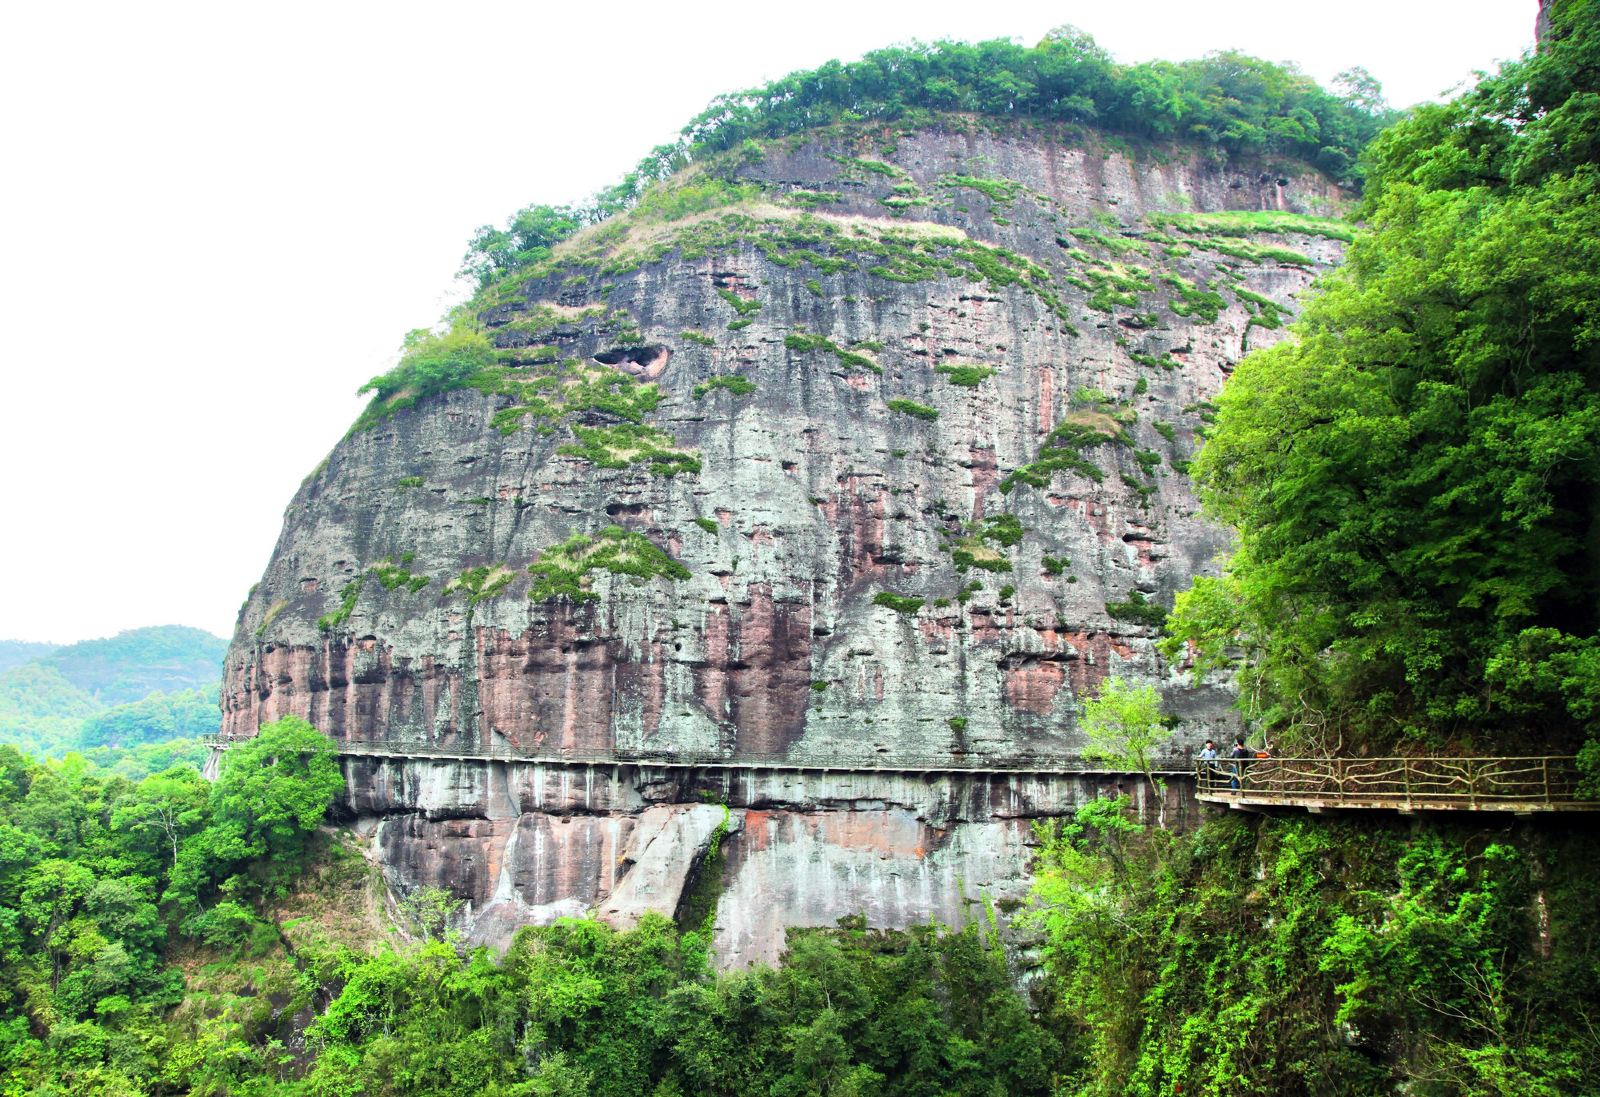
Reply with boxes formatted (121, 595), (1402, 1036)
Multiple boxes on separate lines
(224, 118), (1348, 959)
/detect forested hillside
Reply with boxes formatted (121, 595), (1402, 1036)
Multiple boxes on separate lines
(0, 642), (57, 676)
(0, 626), (224, 758)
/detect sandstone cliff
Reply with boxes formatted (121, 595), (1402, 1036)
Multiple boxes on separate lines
(223, 119), (1348, 960)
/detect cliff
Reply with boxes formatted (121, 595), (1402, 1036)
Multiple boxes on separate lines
(223, 118), (1349, 959)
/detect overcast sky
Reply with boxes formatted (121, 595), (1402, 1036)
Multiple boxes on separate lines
(0, 0), (1536, 644)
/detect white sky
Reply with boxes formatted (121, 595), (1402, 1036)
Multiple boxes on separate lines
(0, 0), (1535, 644)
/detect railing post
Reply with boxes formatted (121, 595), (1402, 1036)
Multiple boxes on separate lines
(1403, 759), (1411, 810)
(1544, 757), (1552, 806)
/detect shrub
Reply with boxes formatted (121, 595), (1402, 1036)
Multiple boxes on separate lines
(1105, 590), (1168, 628)
(529, 527), (691, 602)
(692, 375), (757, 399)
(935, 363), (995, 388)
(353, 325), (497, 429)
(716, 288), (762, 315)
(887, 398), (939, 421)
(873, 591), (925, 615)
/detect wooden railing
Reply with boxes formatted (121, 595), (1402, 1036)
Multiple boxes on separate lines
(1196, 755), (1599, 812)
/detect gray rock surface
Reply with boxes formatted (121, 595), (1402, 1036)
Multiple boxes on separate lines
(223, 119), (1348, 961)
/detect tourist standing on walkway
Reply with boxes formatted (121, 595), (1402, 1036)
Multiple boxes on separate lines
(1229, 737), (1249, 789)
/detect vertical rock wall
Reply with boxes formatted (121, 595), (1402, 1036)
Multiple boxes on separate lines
(224, 119), (1348, 958)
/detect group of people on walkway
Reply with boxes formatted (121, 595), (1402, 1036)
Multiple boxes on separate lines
(1198, 737), (1268, 790)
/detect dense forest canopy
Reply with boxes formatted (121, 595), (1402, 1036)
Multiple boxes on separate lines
(1166, 1), (1600, 761)
(461, 30), (1392, 287)
(0, 718), (343, 1091)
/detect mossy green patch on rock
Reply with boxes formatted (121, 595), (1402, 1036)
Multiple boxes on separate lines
(445, 564), (517, 607)
(528, 526), (692, 603)
(716, 287), (762, 316)
(934, 363), (995, 388)
(558, 423), (701, 477)
(886, 398), (938, 421)
(1145, 208), (1354, 242)
(368, 555), (430, 593)
(692, 375), (757, 399)
(872, 591), (925, 615)
(939, 174), (1025, 205)
(443, 351), (670, 442)
(944, 512), (1025, 573)
(786, 330), (881, 374)
(316, 577), (365, 632)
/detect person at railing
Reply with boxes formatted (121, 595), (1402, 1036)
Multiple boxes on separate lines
(1197, 740), (1220, 791)
(1229, 736), (1250, 789)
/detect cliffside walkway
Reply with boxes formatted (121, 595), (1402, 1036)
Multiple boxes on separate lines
(202, 736), (1189, 778)
(1196, 755), (1600, 814)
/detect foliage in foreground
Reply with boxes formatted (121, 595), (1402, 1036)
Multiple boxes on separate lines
(1165, 1), (1600, 757)
(1032, 798), (1600, 1096)
(5, 724), (1596, 1097)
(0, 717), (342, 1092)
(297, 916), (1055, 1097)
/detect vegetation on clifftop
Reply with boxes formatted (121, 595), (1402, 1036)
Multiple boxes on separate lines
(448, 29), (1385, 313)
(461, 29), (1387, 292)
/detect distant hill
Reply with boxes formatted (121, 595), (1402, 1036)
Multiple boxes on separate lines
(0, 625), (225, 757)
(0, 640), (60, 675)
(39, 625), (227, 706)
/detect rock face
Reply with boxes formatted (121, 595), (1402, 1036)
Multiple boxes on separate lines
(225, 119), (1347, 959)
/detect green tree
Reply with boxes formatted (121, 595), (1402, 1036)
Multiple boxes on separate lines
(461, 203), (583, 286)
(110, 765), (210, 872)
(170, 715), (342, 906)
(1079, 677), (1172, 822)
(1166, 3), (1600, 757)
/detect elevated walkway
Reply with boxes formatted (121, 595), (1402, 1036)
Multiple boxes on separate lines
(1196, 755), (1600, 814)
(202, 735), (1187, 779)
(205, 737), (1597, 816)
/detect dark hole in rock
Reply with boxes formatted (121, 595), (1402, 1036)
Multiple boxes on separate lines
(594, 344), (673, 380)
(1277, 177), (1289, 186)
(606, 502), (648, 517)
(593, 344), (668, 367)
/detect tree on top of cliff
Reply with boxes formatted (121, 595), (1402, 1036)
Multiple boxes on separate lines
(459, 32), (1392, 290)
(1165, 0), (1600, 758)
(677, 34), (1391, 179)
